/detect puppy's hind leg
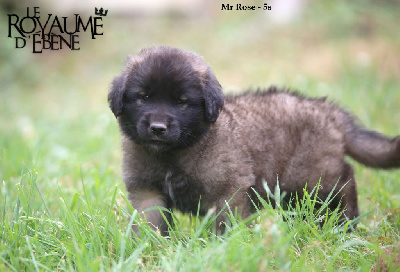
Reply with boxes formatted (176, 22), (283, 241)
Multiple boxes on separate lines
(331, 163), (359, 223)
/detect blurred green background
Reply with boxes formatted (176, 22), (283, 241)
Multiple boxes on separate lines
(1, 0), (399, 223)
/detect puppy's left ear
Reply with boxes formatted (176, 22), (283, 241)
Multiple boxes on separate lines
(203, 70), (224, 122)
(108, 73), (127, 118)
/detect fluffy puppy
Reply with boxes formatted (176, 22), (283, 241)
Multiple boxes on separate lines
(108, 46), (400, 236)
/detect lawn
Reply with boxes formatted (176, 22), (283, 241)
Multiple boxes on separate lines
(1, 1), (399, 271)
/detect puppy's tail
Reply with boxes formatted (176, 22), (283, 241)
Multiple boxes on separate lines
(345, 128), (400, 169)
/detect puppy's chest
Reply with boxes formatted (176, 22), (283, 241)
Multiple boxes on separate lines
(161, 169), (207, 215)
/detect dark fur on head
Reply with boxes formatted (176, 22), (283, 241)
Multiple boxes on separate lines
(108, 46), (223, 152)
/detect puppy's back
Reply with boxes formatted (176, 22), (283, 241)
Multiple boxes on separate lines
(221, 88), (399, 186)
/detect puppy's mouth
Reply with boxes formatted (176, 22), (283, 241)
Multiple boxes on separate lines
(149, 139), (169, 145)
(144, 139), (173, 151)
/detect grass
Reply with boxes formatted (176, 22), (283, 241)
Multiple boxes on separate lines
(1, 1), (400, 271)
(1, 170), (399, 271)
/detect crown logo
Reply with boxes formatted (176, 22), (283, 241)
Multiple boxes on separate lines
(95, 7), (108, 16)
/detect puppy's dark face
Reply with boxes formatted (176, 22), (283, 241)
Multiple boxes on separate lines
(121, 71), (206, 152)
(108, 46), (224, 152)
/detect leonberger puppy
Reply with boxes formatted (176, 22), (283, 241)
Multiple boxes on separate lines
(108, 46), (400, 236)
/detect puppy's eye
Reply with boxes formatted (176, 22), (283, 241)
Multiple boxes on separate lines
(141, 94), (149, 101)
(177, 98), (187, 105)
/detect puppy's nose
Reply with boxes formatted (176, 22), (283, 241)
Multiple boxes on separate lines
(150, 122), (167, 135)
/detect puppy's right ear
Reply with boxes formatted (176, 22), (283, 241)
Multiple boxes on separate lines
(108, 55), (144, 118)
(108, 74), (127, 118)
